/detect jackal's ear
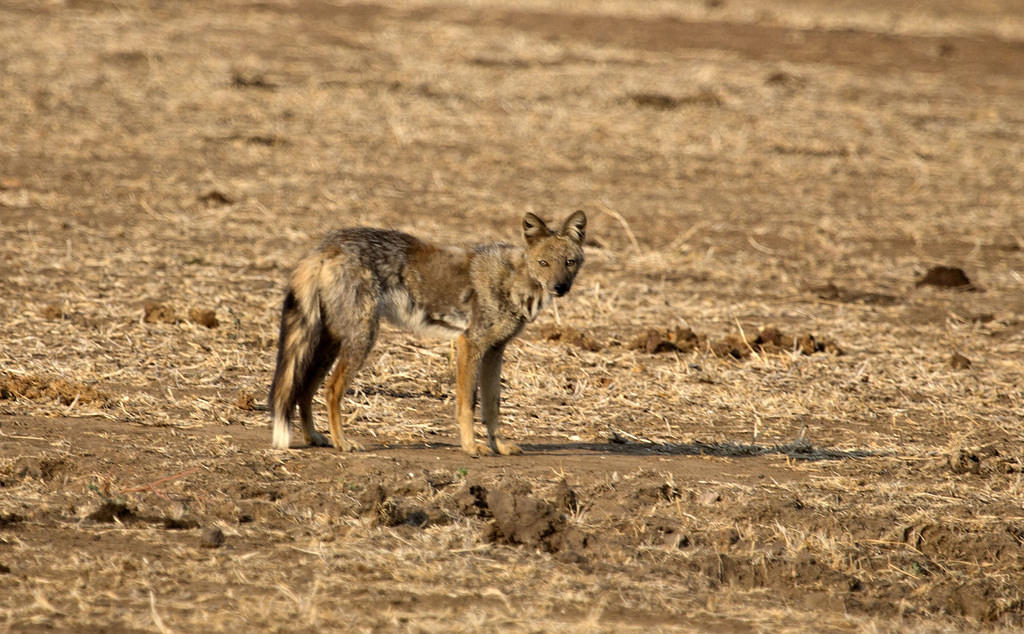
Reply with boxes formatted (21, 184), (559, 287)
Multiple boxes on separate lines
(522, 212), (552, 246)
(560, 210), (587, 244)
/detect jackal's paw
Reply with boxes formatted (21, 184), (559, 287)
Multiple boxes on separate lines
(332, 437), (364, 452)
(462, 442), (494, 457)
(305, 430), (331, 447)
(494, 441), (523, 456)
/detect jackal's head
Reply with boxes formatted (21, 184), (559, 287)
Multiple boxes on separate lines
(522, 210), (586, 297)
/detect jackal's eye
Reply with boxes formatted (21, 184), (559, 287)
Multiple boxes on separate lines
(566, 258), (576, 267)
(538, 259), (549, 267)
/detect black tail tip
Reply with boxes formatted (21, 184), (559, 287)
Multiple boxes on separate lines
(282, 288), (298, 311)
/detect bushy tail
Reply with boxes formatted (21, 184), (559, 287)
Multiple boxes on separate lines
(269, 259), (322, 449)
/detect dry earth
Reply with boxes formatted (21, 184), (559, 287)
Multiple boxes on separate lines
(2, 0), (1023, 631)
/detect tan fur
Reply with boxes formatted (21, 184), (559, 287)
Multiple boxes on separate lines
(269, 211), (586, 455)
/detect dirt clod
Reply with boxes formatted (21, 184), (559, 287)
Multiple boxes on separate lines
(629, 89), (722, 109)
(948, 449), (982, 475)
(197, 189), (234, 206)
(357, 482), (441, 527)
(143, 301), (176, 324)
(741, 327), (844, 357)
(357, 483), (388, 515)
(188, 307), (219, 328)
(631, 326), (701, 354)
(163, 517), (199, 530)
(0, 513), (24, 528)
(628, 92), (680, 110)
(454, 483), (490, 518)
(917, 266), (973, 289)
(40, 303), (65, 320)
(233, 390), (260, 411)
(483, 488), (587, 553)
(539, 325), (602, 351)
(231, 72), (276, 90)
(811, 282), (899, 305)
(10, 457), (67, 482)
(766, 70), (805, 88)
(87, 501), (135, 523)
(552, 479), (579, 513)
(950, 351), (972, 369)
(0, 372), (111, 408)
(638, 483), (681, 501)
(632, 326), (842, 358)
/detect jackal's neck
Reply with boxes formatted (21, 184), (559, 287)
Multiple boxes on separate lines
(470, 244), (549, 325)
(507, 253), (549, 323)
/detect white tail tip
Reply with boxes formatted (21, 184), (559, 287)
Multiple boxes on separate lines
(271, 418), (291, 449)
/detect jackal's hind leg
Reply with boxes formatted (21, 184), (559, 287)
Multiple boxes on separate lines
(325, 358), (364, 452)
(297, 338), (338, 447)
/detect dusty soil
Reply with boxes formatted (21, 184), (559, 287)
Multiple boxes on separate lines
(2, 0), (1023, 631)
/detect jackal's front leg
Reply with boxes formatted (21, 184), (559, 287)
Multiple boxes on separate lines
(479, 344), (521, 456)
(455, 334), (491, 456)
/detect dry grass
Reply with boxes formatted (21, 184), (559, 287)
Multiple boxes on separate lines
(1, 0), (1023, 630)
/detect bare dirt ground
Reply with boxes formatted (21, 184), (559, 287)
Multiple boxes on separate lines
(2, 0), (1023, 630)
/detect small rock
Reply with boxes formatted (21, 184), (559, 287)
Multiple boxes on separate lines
(698, 491), (721, 506)
(200, 526), (225, 548)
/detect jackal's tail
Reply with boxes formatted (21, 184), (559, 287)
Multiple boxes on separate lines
(269, 259), (322, 449)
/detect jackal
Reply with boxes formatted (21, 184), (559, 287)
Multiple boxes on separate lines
(269, 210), (586, 456)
